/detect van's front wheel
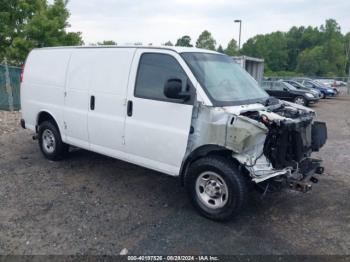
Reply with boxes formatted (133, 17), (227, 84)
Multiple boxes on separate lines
(38, 121), (68, 161)
(186, 156), (248, 221)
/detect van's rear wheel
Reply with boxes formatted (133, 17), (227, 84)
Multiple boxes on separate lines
(38, 121), (68, 161)
(185, 156), (248, 221)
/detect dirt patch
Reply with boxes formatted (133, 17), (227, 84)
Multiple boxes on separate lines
(0, 111), (21, 135)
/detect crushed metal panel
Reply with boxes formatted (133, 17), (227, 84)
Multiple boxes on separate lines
(225, 115), (267, 153)
(185, 99), (324, 185)
(186, 102), (299, 183)
(188, 103), (268, 155)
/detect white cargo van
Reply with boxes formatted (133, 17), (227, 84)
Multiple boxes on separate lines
(21, 46), (327, 220)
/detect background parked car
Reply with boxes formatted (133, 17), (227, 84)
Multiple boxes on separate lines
(314, 79), (340, 95)
(261, 81), (319, 106)
(283, 79), (321, 98)
(293, 78), (335, 98)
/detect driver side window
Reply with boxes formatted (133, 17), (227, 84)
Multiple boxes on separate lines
(135, 53), (188, 101)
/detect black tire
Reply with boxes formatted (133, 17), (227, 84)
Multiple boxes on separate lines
(293, 96), (307, 106)
(38, 121), (68, 161)
(185, 156), (248, 221)
(320, 92), (326, 99)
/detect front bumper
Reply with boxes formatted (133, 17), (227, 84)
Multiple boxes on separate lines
(251, 121), (327, 191)
(287, 158), (324, 192)
(307, 97), (320, 104)
(325, 91), (335, 96)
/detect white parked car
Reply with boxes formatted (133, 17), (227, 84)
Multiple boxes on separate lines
(20, 46), (327, 221)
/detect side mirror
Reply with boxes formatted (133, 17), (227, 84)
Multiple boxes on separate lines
(164, 78), (191, 101)
(283, 87), (288, 91)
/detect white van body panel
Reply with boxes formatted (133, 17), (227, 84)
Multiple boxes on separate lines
(87, 48), (136, 155)
(123, 49), (195, 175)
(21, 49), (71, 132)
(21, 46), (212, 176)
(64, 49), (92, 148)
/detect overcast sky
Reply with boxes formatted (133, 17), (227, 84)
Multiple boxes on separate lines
(64, 0), (350, 47)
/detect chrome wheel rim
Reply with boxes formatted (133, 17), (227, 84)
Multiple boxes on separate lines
(294, 97), (305, 105)
(195, 171), (228, 209)
(42, 129), (56, 154)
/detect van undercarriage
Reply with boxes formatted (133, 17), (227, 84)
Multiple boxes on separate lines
(186, 100), (327, 193)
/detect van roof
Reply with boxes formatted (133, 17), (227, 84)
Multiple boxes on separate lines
(36, 45), (220, 54)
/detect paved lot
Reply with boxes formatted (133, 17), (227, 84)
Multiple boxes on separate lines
(0, 96), (349, 255)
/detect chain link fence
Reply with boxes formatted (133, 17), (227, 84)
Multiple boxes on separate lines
(0, 62), (21, 111)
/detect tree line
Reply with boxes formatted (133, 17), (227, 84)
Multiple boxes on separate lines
(1, 1), (349, 77)
(163, 19), (350, 77)
(241, 19), (350, 77)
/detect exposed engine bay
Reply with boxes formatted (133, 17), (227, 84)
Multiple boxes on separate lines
(186, 99), (327, 192)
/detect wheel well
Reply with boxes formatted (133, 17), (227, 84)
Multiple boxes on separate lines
(36, 112), (59, 133)
(180, 145), (237, 186)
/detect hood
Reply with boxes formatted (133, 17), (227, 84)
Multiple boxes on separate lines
(223, 100), (314, 121)
(316, 85), (334, 92)
(312, 89), (322, 95)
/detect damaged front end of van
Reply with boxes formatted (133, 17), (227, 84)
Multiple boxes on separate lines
(185, 100), (327, 193)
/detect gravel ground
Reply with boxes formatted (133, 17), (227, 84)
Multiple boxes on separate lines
(0, 96), (349, 255)
(0, 111), (21, 135)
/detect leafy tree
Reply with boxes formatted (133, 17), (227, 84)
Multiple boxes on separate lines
(285, 26), (304, 71)
(299, 26), (321, 50)
(98, 40), (117, 45)
(164, 41), (173, 46)
(297, 46), (325, 75)
(241, 32), (288, 71)
(266, 32), (288, 71)
(319, 19), (346, 76)
(345, 32), (350, 74)
(175, 35), (192, 47)
(241, 19), (349, 76)
(216, 45), (224, 53)
(196, 30), (216, 50)
(1, 0), (83, 65)
(224, 39), (238, 56)
(240, 35), (269, 60)
(295, 19), (346, 76)
(320, 19), (342, 41)
(0, 0), (43, 62)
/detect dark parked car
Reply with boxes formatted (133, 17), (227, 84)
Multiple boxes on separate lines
(261, 81), (319, 106)
(293, 78), (335, 98)
(283, 80), (321, 98)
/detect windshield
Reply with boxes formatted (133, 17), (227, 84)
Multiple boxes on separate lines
(181, 52), (268, 106)
(282, 82), (297, 90)
(288, 81), (304, 88)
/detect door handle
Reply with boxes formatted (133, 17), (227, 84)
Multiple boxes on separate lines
(90, 95), (95, 110)
(127, 100), (133, 116)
